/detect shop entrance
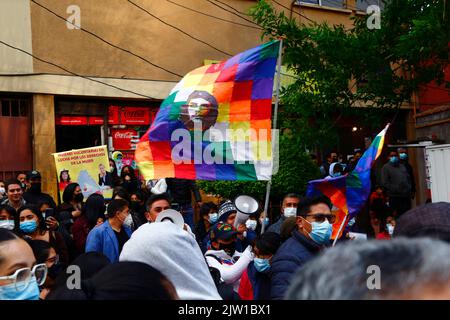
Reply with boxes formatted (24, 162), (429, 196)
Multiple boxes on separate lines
(56, 125), (102, 152)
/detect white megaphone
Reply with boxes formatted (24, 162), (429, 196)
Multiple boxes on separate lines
(233, 195), (259, 229)
(155, 209), (185, 229)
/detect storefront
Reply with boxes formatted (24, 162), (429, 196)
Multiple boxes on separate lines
(55, 98), (159, 173)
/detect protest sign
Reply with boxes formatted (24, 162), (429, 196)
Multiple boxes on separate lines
(53, 145), (113, 200)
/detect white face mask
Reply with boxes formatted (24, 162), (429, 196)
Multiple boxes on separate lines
(123, 214), (133, 228)
(284, 207), (297, 218)
(245, 219), (257, 231)
(386, 223), (394, 236)
(0, 220), (15, 230)
(0, 187), (5, 195)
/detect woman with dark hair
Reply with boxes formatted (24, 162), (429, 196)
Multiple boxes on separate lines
(47, 251), (110, 300)
(129, 191), (147, 230)
(0, 205), (16, 231)
(0, 229), (47, 300)
(46, 261), (178, 300)
(58, 170), (71, 192)
(57, 183), (84, 227)
(72, 194), (106, 255)
(28, 240), (64, 299)
(15, 205), (69, 266)
(108, 158), (121, 187)
(194, 202), (218, 253)
(112, 186), (130, 202)
(120, 165), (139, 194)
(238, 232), (282, 300)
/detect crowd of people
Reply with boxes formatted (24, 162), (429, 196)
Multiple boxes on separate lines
(1, 149), (449, 301)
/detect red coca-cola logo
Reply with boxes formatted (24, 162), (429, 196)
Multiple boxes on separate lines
(114, 131), (134, 139)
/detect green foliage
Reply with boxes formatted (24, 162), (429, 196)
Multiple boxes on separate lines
(198, 0), (449, 201)
(197, 135), (320, 202)
(249, 0), (449, 149)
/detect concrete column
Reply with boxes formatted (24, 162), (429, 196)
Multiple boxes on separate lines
(32, 94), (58, 203)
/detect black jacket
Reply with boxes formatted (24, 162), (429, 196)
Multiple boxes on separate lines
(23, 191), (56, 208)
(165, 178), (201, 205)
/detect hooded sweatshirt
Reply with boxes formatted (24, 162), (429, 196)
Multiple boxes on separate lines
(325, 162), (340, 179)
(119, 221), (221, 300)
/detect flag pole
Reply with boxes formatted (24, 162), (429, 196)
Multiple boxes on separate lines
(332, 215), (348, 247)
(261, 39), (283, 234)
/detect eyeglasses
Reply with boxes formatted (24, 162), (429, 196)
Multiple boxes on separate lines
(46, 254), (59, 266)
(302, 213), (336, 224)
(0, 264), (47, 291)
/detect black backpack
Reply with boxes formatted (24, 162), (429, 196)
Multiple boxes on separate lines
(205, 254), (241, 300)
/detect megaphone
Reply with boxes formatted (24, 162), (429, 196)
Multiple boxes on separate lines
(155, 209), (184, 229)
(233, 195), (259, 229)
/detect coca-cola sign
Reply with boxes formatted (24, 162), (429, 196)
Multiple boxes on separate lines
(111, 129), (137, 150)
(120, 107), (151, 125)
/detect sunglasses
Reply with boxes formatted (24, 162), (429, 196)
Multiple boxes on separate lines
(0, 264), (47, 291)
(302, 213), (336, 224)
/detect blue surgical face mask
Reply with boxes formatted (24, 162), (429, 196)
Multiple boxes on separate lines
(208, 213), (218, 224)
(333, 172), (342, 177)
(308, 219), (332, 245)
(399, 153), (407, 160)
(254, 257), (271, 273)
(389, 156), (399, 164)
(20, 220), (38, 234)
(0, 277), (40, 300)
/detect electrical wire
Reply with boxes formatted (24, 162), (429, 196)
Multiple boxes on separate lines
(204, 0), (262, 26)
(166, 0), (262, 30)
(30, 0), (183, 78)
(271, 0), (316, 23)
(127, 0), (232, 56)
(0, 40), (156, 99)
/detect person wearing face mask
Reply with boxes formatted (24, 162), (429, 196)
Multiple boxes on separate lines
(267, 193), (301, 235)
(0, 205), (16, 231)
(397, 147), (416, 200)
(0, 180), (6, 202)
(326, 162), (344, 179)
(382, 151), (412, 217)
(22, 171), (56, 209)
(128, 191), (147, 230)
(0, 229), (48, 300)
(205, 222), (254, 296)
(195, 202), (219, 253)
(238, 232), (281, 300)
(270, 195), (333, 300)
(319, 152), (338, 178)
(85, 199), (132, 263)
(28, 240), (65, 299)
(16, 205), (69, 266)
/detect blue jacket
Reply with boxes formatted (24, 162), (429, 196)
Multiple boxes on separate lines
(247, 262), (272, 300)
(270, 230), (322, 300)
(85, 220), (132, 263)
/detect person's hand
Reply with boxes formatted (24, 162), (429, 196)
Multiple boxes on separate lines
(237, 223), (247, 234)
(45, 216), (59, 231)
(72, 210), (82, 218)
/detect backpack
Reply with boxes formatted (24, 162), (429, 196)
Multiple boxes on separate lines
(205, 254), (241, 301)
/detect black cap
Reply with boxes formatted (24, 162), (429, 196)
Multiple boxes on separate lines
(26, 170), (41, 180)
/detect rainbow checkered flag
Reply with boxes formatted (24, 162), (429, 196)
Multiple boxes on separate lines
(306, 124), (390, 239)
(135, 41), (280, 181)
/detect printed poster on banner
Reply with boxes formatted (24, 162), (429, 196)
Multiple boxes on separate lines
(53, 146), (113, 200)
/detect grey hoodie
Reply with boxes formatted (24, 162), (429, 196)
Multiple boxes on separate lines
(381, 162), (412, 197)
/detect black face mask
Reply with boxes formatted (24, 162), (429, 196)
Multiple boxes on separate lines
(29, 183), (42, 194)
(218, 242), (236, 257)
(74, 193), (84, 203)
(130, 201), (141, 212)
(48, 263), (64, 280)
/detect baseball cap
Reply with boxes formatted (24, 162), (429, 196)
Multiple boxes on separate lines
(210, 222), (238, 241)
(26, 170), (41, 180)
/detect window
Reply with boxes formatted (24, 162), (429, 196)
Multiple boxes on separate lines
(297, 0), (345, 9)
(0, 98), (29, 117)
(355, 0), (384, 11)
